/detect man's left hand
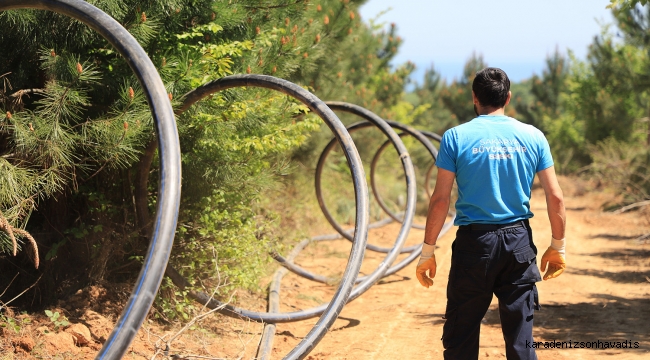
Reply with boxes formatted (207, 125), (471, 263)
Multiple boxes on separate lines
(540, 246), (565, 280)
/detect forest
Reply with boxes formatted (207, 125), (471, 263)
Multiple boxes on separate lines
(0, 0), (649, 344)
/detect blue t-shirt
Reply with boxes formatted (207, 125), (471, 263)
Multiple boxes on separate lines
(436, 115), (554, 226)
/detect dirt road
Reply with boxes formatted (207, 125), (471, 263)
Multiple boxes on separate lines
(269, 178), (650, 359)
(4, 177), (649, 359)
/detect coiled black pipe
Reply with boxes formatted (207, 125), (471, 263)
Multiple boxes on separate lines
(170, 74), (372, 360)
(171, 93), (420, 359)
(0, 1), (182, 359)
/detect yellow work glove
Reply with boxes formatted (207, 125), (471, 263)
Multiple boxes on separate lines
(416, 243), (437, 288)
(540, 237), (566, 280)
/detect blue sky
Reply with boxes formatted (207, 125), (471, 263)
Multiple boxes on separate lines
(359, 0), (615, 84)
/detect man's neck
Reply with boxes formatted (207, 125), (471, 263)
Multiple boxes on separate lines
(479, 107), (506, 116)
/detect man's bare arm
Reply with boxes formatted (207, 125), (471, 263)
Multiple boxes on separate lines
(537, 165), (567, 280)
(424, 167), (456, 245)
(537, 166), (565, 239)
(417, 167), (454, 287)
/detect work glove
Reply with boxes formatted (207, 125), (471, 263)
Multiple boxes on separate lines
(416, 243), (437, 288)
(540, 237), (566, 280)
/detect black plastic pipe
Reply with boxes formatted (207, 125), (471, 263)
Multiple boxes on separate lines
(273, 106), (456, 285)
(237, 102), (415, 330)
(172, 75), (370, 360)
(0, 1), (182, 359)
(168, 100), (417, 356)
(184, 104), (419, 323)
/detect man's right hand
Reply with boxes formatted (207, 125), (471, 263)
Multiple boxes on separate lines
(540, 245), (566, 280)
(416, 243), (437, 288)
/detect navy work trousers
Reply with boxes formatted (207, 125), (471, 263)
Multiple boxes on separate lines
(442, 220), (542, 360)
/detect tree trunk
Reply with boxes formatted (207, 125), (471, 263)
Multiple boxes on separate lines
(135, 138), (158, 238)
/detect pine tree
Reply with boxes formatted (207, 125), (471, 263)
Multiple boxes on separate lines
(612, 5), (650, 145)
(0, 0), (219, 298)
(514, 50), (569, 131)
(0, 0), (416, 311)
(403, 64), (454, 134)
(438, 53), (487, 124)
(568, 24), (646, 144)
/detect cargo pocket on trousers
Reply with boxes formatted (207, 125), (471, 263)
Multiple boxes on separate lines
(512, 246), (542, 284)
(452, 252), (489, 290)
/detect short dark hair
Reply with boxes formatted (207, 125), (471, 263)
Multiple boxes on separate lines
(472, 67), (510, 108)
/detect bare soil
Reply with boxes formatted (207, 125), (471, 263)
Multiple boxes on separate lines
(2, 176), (650, 359)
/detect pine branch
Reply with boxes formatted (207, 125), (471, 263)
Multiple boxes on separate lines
(82, 132), (128, 183)
(7, 88), (46, 112)
(12, 227), (39, 269)
(0, 212), (17, 256)
(10, 88), (45, 98)
(0, 209), (39, 268)
(243, 0), (303, 10)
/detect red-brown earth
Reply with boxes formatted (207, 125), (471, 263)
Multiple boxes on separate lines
(2, 176), (649, 359)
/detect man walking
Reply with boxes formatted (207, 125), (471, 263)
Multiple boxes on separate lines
(415, 67), (566, 359)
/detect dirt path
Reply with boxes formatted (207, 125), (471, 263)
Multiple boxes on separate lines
(3, 177), (649, 359)
(269, 177), (650, 359)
